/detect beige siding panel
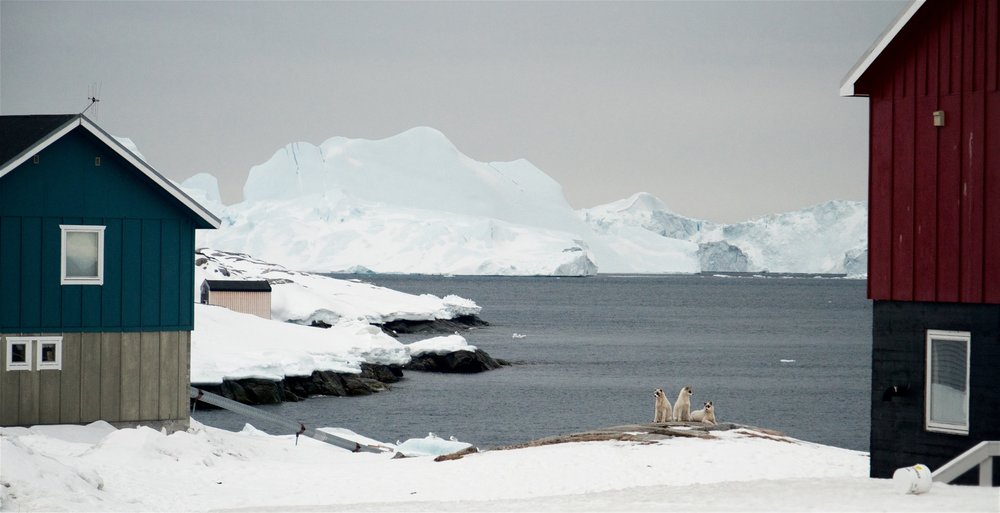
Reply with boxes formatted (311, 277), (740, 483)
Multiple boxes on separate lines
(209, 291), (271, 319)
(18, 367), (39, 425)
(177, 331), (190, 419)
(59, 333), (82, 423)
(1, 376), (18, 425)
(80, 332), (102, 423)
(159, 331), (179, 420)
(139, 332), (160, 420)
(120, 332), (141, 421)
(38, 368), (61, 424)
(100, 332), (122, 422)
(1, 336), (20, 425)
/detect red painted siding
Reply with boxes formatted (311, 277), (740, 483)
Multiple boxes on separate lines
(856, 0), (1000, 304)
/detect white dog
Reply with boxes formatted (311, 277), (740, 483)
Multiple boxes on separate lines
(653, 388), (672, 423)
(690, 401), (717, 425)
(673, 386), (693, 421)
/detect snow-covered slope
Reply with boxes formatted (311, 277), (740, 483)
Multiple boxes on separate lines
(182, 128), (865, 276)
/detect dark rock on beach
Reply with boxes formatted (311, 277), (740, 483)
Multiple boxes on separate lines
(192, 353), (500, 409)
(379, 314), (490, 336)
(404, 348), (502, 373)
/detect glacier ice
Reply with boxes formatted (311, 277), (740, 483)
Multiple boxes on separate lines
(180, 129), (867, 276)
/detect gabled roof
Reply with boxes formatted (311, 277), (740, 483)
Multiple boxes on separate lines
(840, 0), (925, 97)
(203, 280), (272, 292)
(0, 114), (220, 229)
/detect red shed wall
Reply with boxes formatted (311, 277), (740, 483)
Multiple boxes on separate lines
(859, 0), (1000, 304)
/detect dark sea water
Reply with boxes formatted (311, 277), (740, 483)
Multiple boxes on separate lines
(193, 274), (873, 451)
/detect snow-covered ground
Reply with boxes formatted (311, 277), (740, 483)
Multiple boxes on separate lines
(180, 127), (867, 276)
(192, 249), (482, 383)
(2, 421), (993, 512)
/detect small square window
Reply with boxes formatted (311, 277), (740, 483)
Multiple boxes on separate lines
(925, 330), (970, 435)
(36, 337), (63, 371)
(61, 225), (105, 285)
(6, 338), (32, 371)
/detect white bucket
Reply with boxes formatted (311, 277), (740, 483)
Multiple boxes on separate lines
(893, 464), (933, 494)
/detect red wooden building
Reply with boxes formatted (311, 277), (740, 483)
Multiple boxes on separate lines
(842, 0), (999, 482)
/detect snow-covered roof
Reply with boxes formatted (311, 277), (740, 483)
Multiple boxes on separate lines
(840, 0), (925, 97)
(0, 114), (221, 229)
(203, 279), (272, 292)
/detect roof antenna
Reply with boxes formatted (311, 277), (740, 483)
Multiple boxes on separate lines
(82, 82), (101, 117)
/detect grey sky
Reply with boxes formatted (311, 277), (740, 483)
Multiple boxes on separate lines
(1, 0), (906, 223)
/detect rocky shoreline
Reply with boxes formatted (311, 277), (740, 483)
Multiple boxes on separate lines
(193, 314), (505, 407)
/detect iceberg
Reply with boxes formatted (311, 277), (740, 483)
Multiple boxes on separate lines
(179, 129), (866, 276)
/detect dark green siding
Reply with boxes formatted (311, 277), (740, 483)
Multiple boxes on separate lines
(0, 127), (200, 332)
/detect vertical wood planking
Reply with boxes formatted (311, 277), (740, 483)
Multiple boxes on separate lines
(988, 0), (998, 92)
(141, 220), (161, 327)
(139, 331), (160, 420)
(0, 339), (19, 425)
(59, 332), (81, 423)
(959, 90), (985, 302)
(121, 220), (142, 328)
(870, 92), (895, 300)
(100, 332), (122, 422)
(102, 219), (123, 328)
(892, 62), (916, 301)
(160, 220), (180, 327)
(914, 96), (940, 301)
(79, 332), (102, 422)
(983, 92), (1000, 302)
(937, 94), (963, 301)
(159, 331), (179, 420)
(1, 218), (21, 328)
(18, 218), (41, 329)
(177, 331), (190, 419)
(120, 332), (141, 420)
(40, 218), (62, 329)
(18, 369), (39, 425)
(179, 226), (194, 328)
(38, 368), (61, 424)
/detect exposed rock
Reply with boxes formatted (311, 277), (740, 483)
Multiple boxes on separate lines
(404, 348), (502, 373)
(379, 314), (489, 336)
(361, 363), (403, 383)
(283, 370), (348, 398)
(340, 373), (374, 396)
(221, 378), (285, 405)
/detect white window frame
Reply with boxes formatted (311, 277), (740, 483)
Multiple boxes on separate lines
(925, 329), (971, 435)
(5, 337), (33, 371)
(60, 224), (105, 285)
(35, 337), (63, 371)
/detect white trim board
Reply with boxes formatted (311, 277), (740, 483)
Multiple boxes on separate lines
(840, 0), (925, 97)
(0, 115), (221, 229)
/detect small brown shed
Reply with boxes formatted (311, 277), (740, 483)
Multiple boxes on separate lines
(200, 280), (272, 320)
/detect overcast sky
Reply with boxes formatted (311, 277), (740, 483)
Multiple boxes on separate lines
(1, 0), (906, 223)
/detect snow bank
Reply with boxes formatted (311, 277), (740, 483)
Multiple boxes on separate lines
(192, 304), (481, 383)
(195, 249), (482, 326)
(3, 421), (993, 512)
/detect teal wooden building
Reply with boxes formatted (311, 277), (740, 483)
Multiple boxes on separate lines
(0, 114), (219, 430)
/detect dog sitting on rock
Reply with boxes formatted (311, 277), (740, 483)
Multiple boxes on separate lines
(673, 386), (694, 421)
(653, 388), (672, 423)
(690, 401), (717, 425)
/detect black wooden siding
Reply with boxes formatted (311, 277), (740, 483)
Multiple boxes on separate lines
(871, 300), (1000, 484)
